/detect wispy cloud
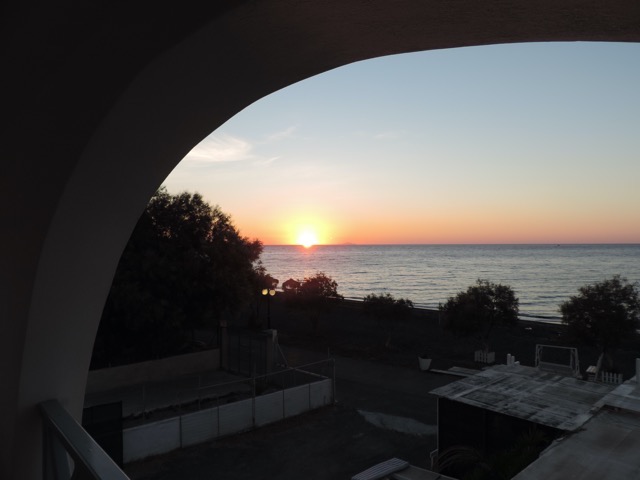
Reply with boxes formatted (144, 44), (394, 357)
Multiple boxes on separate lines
(374, 131), (403, 140)
(265, 126), (296, 142)
(183, 134), (254, 163)
(253, 156), (280, 167)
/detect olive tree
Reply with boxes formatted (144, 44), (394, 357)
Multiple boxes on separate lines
(93, 187), (263, 367)
(440, 279), (519, 353)
(286, 272), (343, 332)
(560, 275), (640, 376)
(363, 293), (414, 348)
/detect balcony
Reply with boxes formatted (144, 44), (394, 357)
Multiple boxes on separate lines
(40, 400), (129, 480)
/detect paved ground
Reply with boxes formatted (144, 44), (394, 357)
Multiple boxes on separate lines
(123, 346), (458, 479)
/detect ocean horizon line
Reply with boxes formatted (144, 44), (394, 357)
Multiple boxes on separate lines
(263, 242), (640, 247)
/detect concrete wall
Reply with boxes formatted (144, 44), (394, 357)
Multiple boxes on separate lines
(86, 349), (221, 394)
(123, 378), (333, 463)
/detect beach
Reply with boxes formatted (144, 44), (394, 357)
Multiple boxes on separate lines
(269, 296), (640, 379)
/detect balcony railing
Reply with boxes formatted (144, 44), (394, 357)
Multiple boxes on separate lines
(40, 399), (129, 480)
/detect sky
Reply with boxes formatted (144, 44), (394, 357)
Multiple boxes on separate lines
(163, 42), (640, 246)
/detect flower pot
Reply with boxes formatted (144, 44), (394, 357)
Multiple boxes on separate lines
(418, 355), (432, 371)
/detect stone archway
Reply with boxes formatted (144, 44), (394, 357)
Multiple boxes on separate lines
(3, 1), (640, 478)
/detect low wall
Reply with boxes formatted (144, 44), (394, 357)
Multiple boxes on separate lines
(123, 377), (333, 463)
(86, 349), (221, 394)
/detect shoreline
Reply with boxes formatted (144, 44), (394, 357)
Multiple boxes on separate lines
(262, 244), (640, 323)
(270, 295), (586, 376)
(338, 296), (563, 326)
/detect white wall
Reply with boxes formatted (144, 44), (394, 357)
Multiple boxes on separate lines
(123, 379), (333, 463)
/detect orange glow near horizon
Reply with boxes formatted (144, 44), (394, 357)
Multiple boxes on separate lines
(229, 169), (640, 245)
(297, 229), (318, 248)
(277, 215), (335, 246)
(163, 43), (640, 247)
(247, 206), (640, 246)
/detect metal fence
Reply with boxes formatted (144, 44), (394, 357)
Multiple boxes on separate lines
(121, 359), (336, 463)
(85, 369), (242, 419)
(192, 359), (335, 414)
(227, 328), (270, 376)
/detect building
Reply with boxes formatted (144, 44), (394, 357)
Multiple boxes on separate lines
(431, 363), (640, 478)
(515, 371), (640, 479)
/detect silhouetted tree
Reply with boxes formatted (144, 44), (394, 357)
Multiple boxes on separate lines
(286, 272), (342, 332)
(363, 293), (414, 348)
(92, 187), (263, 367)
(560, 275), (640, 376)
(440, 279), (519, 353)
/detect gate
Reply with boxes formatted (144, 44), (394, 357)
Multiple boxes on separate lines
(227, 328), (271, 376)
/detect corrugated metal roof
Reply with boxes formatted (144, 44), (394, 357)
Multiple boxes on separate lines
(601, 376), (640, 414)
(430, 364), (616, 431)
(513, 409), (640, 480)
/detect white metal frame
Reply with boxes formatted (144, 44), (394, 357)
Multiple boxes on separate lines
(535, 344), (581, 378)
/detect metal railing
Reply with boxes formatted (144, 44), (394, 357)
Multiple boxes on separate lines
(168, 359), (336, 418)
(40, 399), (129, 480)
(122, 359), (336, 463)
(85, 359), (336, 423)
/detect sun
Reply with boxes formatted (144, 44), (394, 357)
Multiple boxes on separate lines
(297, 229), (318, 248)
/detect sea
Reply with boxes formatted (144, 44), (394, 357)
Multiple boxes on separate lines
(260, 244), (640, 324)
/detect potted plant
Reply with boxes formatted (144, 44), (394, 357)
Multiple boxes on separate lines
(418, 352), (432, 371)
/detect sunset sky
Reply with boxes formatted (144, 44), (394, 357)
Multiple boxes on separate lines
(163, 42), (640, 246)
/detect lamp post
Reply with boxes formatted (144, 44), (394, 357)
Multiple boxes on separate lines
(261, 288), (276, 329)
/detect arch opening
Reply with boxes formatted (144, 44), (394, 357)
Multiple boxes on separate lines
(4, 1), (640, 477)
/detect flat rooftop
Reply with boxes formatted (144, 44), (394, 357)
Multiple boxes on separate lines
(430, 364), (616, 431)
(514, 408), (640, 479)
(513, 377), (640, 479)
(601, 376), (640, 414)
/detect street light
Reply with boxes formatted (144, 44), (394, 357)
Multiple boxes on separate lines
(261, 288), (276, 329)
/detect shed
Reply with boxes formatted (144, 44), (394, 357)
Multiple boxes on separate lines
(430, 364), (617, 460)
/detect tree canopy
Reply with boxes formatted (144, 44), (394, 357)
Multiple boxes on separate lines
(285, 272), (343, 332)
(363, 293), (414, 348)
(560, 275), (639, 370)
(297, 272), (341, 299)
(92, 187), (263, 367)
(440, 279), (519, 352)
(363, 293), (414, 318)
